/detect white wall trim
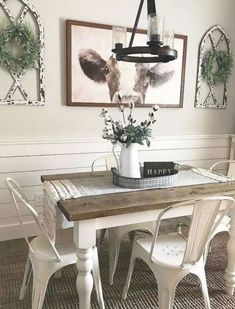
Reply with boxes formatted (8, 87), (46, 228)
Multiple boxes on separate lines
(0, 134), (231, 145)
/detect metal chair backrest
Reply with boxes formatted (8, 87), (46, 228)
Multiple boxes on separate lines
(227, 161), (235, 178)
(6, 178), (61, 261)
(91, 155), (117, 172)
(150, 196), (234, 266)
(209, 160), (235, 178)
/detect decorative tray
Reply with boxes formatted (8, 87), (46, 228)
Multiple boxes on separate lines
(111, 167), (178, 189)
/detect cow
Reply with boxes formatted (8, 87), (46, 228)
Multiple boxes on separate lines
(78, 48), (175, 105)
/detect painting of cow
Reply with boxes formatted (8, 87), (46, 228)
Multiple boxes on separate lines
(78, 49), (175, 105)
(66, 20), (187, 107)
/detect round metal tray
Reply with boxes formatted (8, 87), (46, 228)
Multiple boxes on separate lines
(112, 168), (178, 189)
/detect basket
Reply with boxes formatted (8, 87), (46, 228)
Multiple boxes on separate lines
(111, 167), (178, 189)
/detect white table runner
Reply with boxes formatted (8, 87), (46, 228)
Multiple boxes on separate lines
(43, 179), (81, 242)
(70, 169), (231, 197)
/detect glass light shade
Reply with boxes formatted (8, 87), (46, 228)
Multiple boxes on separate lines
(147, 15), (165, 43)
(164, 28), (174, 49)
(112, 26), (127, 49)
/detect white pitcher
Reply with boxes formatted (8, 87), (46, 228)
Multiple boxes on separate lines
(112, 142), (141, 178)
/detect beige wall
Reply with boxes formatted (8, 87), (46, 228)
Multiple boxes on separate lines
(0, 0), (235, 140)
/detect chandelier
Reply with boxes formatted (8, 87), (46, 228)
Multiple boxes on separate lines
(112, 0), (177, 63)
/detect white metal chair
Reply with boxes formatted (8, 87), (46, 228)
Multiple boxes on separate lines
(209, 159), (235, 177)
(206, 160), (235, 238)
(176, 160), (235, 254)
(122, 196), (234, 309)
(6, 177), (105, 309)
(92, 156), (156, 285)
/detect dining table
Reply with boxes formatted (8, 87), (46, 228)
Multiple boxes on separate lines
(41, 167), (235, 309)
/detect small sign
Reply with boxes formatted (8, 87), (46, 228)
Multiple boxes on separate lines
(143, 162), (179, 178)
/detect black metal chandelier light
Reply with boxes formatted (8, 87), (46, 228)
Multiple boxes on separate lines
(112, 0), (177, 63)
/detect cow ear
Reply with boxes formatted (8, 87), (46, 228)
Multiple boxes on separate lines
(148, 63), (175, 88)
(78, 49), (109, 83)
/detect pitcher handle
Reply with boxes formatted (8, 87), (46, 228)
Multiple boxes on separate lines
(112, 143), (121, 174)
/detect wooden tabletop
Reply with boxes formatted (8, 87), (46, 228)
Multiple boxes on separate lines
(41, 171), (235, 221)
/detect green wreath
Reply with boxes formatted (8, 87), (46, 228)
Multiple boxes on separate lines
(0, 23), (40, 74)
(202, 50), (233, 86)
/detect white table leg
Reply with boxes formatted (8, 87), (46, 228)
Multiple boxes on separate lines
(77, 248), (94, 308)
(73, 220), (96, 309)
(225, 206), (235, 295)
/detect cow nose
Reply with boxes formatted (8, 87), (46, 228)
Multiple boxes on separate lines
(112, 92), (143, 104)
(122, 95), (142, 104)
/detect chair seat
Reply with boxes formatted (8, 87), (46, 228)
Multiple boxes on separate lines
(30, 229), (76, 262)
(137, 233), (187, 267)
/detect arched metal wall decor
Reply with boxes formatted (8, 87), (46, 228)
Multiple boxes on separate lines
(195, 25), (231, 109)
(0, 0), (45, 105)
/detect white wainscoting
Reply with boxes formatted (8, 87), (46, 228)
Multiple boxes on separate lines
(0, 134), (233, 241)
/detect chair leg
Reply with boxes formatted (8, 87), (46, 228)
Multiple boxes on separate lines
(157, 274), (178, 309)
(128, 231), (135, 245)
(196, 271), (211, 309)
(157, 282), (176, 309)
(109, 234), (122, 285)
(19, 256), (32, 300)
(32, 276), (49, 309)
(31, 261), (52, 309)
(98, 229), (106, 248)
(203, 241), (211, 265)
(92, 247), (105, 309)
(122, 251), (137, 300)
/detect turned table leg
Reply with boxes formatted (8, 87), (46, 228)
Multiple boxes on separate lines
(73, 220), (96, 309)
(225, 206), (235, 295)
(76, 248), (94, 308)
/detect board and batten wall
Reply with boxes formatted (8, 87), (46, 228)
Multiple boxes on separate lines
(0, 134), (234, 241)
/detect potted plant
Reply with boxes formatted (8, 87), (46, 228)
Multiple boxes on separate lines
(100, 97), (158, 178)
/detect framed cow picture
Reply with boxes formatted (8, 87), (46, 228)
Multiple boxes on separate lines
(66, 20), (187, 108)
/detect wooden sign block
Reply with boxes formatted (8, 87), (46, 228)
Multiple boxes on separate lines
(143, 162), (179, 178)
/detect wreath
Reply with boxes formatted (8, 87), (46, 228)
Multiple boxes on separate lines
(202, 50), (233, 86)
(0, 23), (40, 74)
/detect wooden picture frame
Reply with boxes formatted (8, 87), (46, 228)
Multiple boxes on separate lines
(66, 20), (187, 108)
